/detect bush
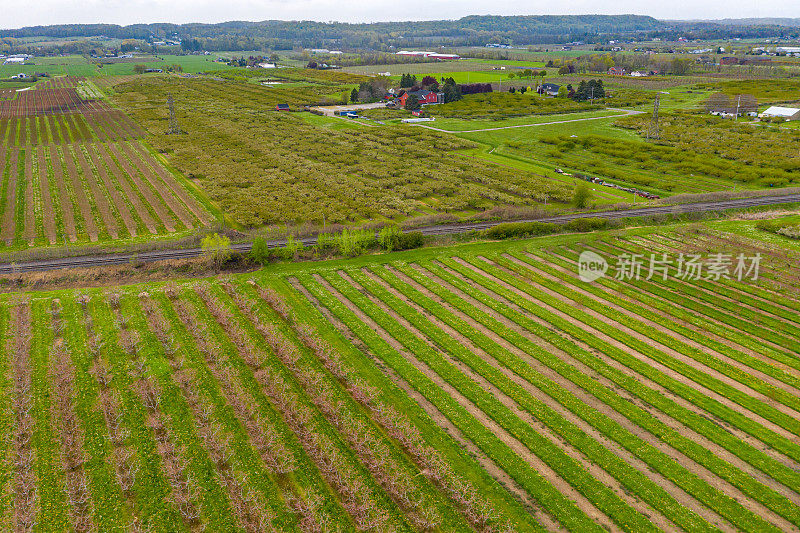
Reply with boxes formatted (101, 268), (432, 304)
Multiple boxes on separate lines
(485, 221), (559, 240)
(395, 231), (424, 250)
(564, 217), (607, 232)
(250, 236), (270, 264)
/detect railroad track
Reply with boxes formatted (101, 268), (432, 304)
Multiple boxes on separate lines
(1, 194), (798, 275)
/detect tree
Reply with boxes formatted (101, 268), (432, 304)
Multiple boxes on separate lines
(133, 64), (146, 74)
(421, 75), (438, 89)
(306, 60), (318, 69)
(268, 53), (279, 63)
(573, 183), (592, 209)
(442, 82), (462, 103)
(350, 88), (359, 103)
(557, 85), (567, 97)
(519, 86), (527, 94)
(509, 86), (516, 93)
(404, 94), (420, 111)
(202, 233), (232, 270)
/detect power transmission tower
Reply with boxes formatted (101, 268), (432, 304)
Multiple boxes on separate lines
(166, 94), (182, 134)
(646, 93), (661, 141)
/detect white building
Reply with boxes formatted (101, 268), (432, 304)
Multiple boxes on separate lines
(761, 106), (800, 120)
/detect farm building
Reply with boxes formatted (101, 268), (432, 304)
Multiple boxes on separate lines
(395, 51), (460, 60)
(537, 83), (561, 97)
(761, 106), (800, 120)
(608, 67), (624, 75)
(398, 90), (443, 107)
(275, 103), (290, 111)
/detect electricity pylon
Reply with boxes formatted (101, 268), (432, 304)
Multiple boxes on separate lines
(646, 94), (660, 141)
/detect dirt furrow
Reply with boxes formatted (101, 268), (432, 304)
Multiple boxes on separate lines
(456, 256), (800, 444)
(87, 145), (137, 237)
(22, 148), (36, 243)
(287, 277), (554, 530)
(524, 249), (800, 381)
(129, 141), (211, 226)
(379, 265), (800, 529)
(502, 253), (800, 399)
(95, 144), (157, 235)
(312, 272), (620, 532)
(73, 144), (118, 239)
(10, 301), (38, 532)
(427, 259), (800, 473)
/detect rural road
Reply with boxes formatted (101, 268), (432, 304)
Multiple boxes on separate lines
(414, 108), (643, 134)
(0, 193), (798, 274)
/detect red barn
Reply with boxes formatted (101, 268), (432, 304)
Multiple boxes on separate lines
(398, 90), (443, 107)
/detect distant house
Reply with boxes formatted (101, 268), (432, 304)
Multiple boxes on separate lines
(398, 90), (443, 107)
(537, 83), (560, 97)
(761, 106), (800, 121)
(145, 68), (163, 73)
(275, 103), (290, 111)
(608, 67), (624, 76)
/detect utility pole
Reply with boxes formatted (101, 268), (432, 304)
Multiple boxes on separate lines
(735, 94), (741, 121)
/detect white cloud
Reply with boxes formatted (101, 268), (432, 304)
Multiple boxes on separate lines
(1, 0), (798, 29)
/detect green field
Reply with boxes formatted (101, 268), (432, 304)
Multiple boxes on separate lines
(2, 219), (799, 531)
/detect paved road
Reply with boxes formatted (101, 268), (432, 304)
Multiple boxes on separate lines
(414, 108), (643, 134)
(1, 193), (798, 275)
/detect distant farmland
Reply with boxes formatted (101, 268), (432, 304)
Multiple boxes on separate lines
(0, 76), (214, 247)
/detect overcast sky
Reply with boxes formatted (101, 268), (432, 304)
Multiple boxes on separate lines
(2, 0), (798, 29)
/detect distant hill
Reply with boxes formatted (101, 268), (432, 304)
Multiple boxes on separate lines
(709, 18), (800, 27)
(0, 15), (667, 49)
(0, 15), (797, 50)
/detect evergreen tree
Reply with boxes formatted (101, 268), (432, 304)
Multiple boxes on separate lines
(350, 88), (359, 102)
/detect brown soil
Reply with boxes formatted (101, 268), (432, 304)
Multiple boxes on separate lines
(22, 148), (36, 244)
(525, 249), (800, 382)
(87, 144), (137, 237)
(459, 256), (800, 443)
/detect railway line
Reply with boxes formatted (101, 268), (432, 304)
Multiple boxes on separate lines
(1, 193), (798, 274)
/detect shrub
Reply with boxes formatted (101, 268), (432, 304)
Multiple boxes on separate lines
(485, 221), (559, 240)
(250, 236), (270, 264)
(395, 231), (424, 250)
(201, 233), (232, 270)
(564, 217), (608, 232)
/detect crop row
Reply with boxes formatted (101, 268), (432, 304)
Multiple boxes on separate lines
(0, 275), (532, 531)
(296, 260), (800, 532)
(0, 111), (142, 146)
(0, 141), (212, 246)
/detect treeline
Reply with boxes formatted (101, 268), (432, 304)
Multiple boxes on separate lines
(3, 17), (800, 50)
(0, 16), (666, 49)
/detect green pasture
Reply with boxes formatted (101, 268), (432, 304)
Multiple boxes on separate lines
(424, 109), (623, 132)
(0, 55), (96, 78)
